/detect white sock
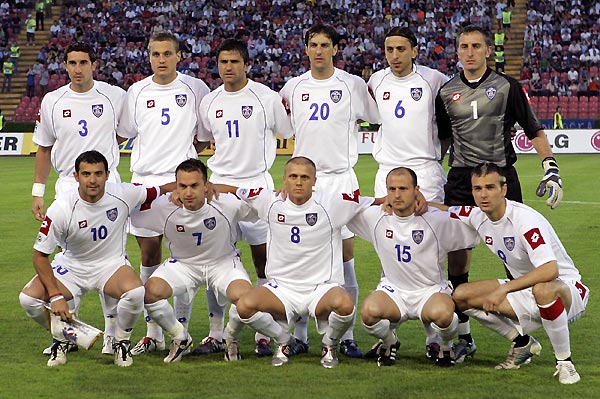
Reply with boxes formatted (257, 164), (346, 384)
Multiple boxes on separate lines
(539, 298), (571, 360)
(292, 315), (309, 343)
(145, 299), (186, 340)
(19, 292), (49, 329)
(254, 279), (270, 344)
(224, 305), (244, 341)
(340, 259), (358, 341)
(140, 264), (162, 340)
(205, 289), (225, 341)
(361, 319), (396, 347)
(99, 292), (118, 337)
(115, 286), (145, 342)
(423, 322), (440, 345)
(465, 309), (519, 340)
(431, 314), (459, 351)
(323, 309), (355, 347)
(241, 312), (291, 345)
(173, 295), (193, 330)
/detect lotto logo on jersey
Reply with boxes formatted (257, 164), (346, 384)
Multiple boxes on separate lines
(106, 208), (118, 222)
(485, 86), (497, 100)
(39, 216), (52, 235)
(78, 220), (88, 229)
(62, 109), (71, 118)
(410, 88), (422, 101)
(242, 105), (253, 119)
(412, 230), (424, 244)
(176, 225), (185, 232)
(524, 228), (545, 249)
(306, 213), (318, 226)
(485, 236), (493, 245)
(301, 93), (309, 101)
(216, 109), (224, 118)
(92, 104), (103, 118)
(147, 100), (155, 108)
(385, 230), (393, 239)
(175, 94), (187, 107)
(203, 217), (216, 230)
(277, 214), (286, 223)
(451, 92), (461, 102)
(330, 90), (342, 103)
(504, 236), (516, 251)
(383, 92), (390, 100)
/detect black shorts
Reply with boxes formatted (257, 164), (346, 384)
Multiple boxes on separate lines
(444, 166), (523, 206)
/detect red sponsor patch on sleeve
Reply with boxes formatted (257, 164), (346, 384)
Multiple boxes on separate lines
(39, 216), (52, 235)
(523, 227), (545, 250)
(248, 188), (263, 198)
(342, 189), (361, 203)
(140, 186), (158, 211)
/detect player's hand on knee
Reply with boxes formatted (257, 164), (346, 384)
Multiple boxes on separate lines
(536, 157), (562, 209)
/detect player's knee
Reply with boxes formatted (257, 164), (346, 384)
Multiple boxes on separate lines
(235, 295), (255, 319)
(121, 286), (145, 313)
(19, 291), (44, 312)
(532, 282), (559, 304)
(452, 286), (469, 310)
(144, 278), (169, 304)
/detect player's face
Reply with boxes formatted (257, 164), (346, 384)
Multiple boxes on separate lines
(283, 163), (316, 205)
(384, 35), (417, 78)
(386, 173), (418, 217)
(218, 50), (248, 92)
(65, 51), (97, 93)
(175, 170), (207, 211)
(305, 33), (337, 78)
(150, 40), (181, 84)
(457, 31), (492, 79)
(74, 162), (109, 203)
(471, 172), (507, 221)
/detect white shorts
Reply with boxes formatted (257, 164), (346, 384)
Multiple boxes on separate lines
(374, 162), (446, 202)
(51, 252), (131, 300)
(151, 256), (250, 307)
(315, 169), (359, 240)
(209, 172), (274, 246)
(376, 277), (453, 323)
(55, 169), (121, 200)
(129, 173), (174, 237)
(264, 281), (340, 334)
(503, 279), (589, 335)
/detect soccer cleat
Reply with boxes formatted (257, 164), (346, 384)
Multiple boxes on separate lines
(320, 344), (340, 368)
(131, 336), (165, 356)
(113, 339), (133, 367)
(254, 338), (273, 357)
(47, 339), (70, 367)
(435, 350), (456, 368)
(363, 339), (383, 359)
(376, 339), (400, 367)
(554, 360), (581, 384)
(43, 340), (78, 355)
(102, 335), (115, 355)
(339, 339), (363, 358)
(426, 342), (440, 360)
(495, 336), (542, 370)
(224, 339), (241, 362)
(191, 336), (224, 355)
(453, 339), (477, 363)
(290, 338), (310, 356)
(164, 333), (193, 363)
(271, 343), (292, 367)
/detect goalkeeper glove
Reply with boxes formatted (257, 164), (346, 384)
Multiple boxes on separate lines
(536, 157), (562, 209)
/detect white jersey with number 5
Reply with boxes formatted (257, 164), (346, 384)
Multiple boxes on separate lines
(119, 72), (210, 176)
(236, 188), (374, 287)
(280, 68), (380, 173)
(449, 200), (581, 281)
(198, 80), (293, 179)
(368, 65), (448, 168)
(33, 80), (125, 178)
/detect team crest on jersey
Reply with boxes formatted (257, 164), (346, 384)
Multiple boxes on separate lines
(242, 105), (253, 119)
(301, 93), (309, 101)
(203, 217), (216, 230)
(385, 229), (393, 239)
(91, 104), (103, 118)
(106, 208), (118, 222)
(63, 109), (71, 118)
(78, 220), (88, 229)
(383, 92), (391, 100)
(410, 88), (423, 101)
(277, 214), (285, 223)
(412, 230), (424, 244)
(504, 236), (515, 251)
(175, 94), (187, 107)
(176, 225), (185, 232)
(147, 100), (155, 108)
(330, 90), (342, 103)
(485, 236), (493, 245)
(451, 92), (461, 102)
(216, 109), (223, 118)
(305, 213), (318, 226)
(485, 86), (497, 100)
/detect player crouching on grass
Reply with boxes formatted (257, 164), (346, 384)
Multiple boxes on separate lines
(19, 150), (174, 367)
(445, 163), (588, 384)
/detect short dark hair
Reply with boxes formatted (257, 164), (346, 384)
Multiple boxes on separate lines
(471, 162), (507, 185)
(386, 167), (418, 187)
(385, 27), (417, 48)
(285, 156), (316, 174)
(149, 31), (179, 53)
(458, 25), (493, 48)
(218, 39), (250, 65)
(75, 150), (108, 172)
(64, 42), (97, 63)
(304, 24), (340, 48)
(175, 158), (208, 181)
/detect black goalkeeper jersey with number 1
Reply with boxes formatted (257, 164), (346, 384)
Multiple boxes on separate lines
(435, 68), (542, 168)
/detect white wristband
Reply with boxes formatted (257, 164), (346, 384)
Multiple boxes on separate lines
(49, 295), (64, 303)
(32, 183), (46, 197)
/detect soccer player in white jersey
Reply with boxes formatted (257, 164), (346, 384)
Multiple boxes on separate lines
(347, 167), (480, 367)
(447, 163), (588, 384)
(195, 39), (293, 356)
(217, 157), (380, 368)
(118, 31), (210, 354)
(279, 24), (380, 358)
(31, 42), (126, 355)
(20, 150), (173, 367)
(133, 159), (259, 363)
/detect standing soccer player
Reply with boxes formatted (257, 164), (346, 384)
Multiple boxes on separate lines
(435, 25), (562, 361)
(31, 42), (126, 355)
(194, 39), (293, 357)
(20, 150), (173, 367)
(450, 163), (588, 384)
(280, 24), (380, 357)
(118, 31), (210, 354)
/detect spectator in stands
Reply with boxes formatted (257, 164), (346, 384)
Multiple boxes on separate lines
(553, 106), (563, 129)
(26, 66), (35, 97)
(39, 64), (49, 97)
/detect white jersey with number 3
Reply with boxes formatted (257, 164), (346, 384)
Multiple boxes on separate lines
(280, 68), (380, 173)
(119, 72), (210, 175)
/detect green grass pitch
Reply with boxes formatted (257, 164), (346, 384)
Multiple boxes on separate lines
(0, 154), (598, 398)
